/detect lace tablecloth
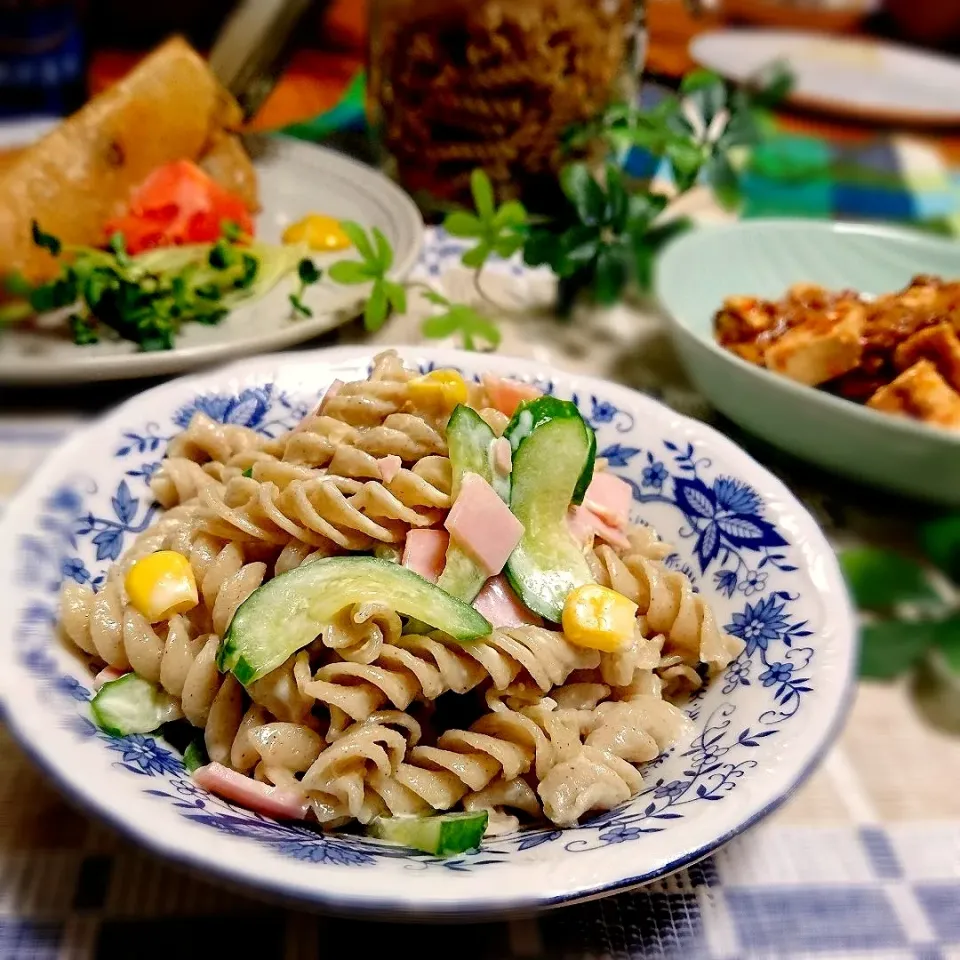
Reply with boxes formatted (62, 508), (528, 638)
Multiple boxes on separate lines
(0, 223), (958, 959)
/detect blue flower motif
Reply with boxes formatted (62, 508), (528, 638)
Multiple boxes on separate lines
(653, 779), (689, 800)
(713, 569), (738, 598)
(47, 487), (83, 514)
(52, 675), (90, 702)
(725, 594), (791, 657)
(273, 838), (377, 865)
(106, 735), (182, 776)
(599, 443), (641, 468)
(61, 557), (90, 584)
(642, 461), (668, 489)
(759, 661), (794, 687)
(727, 659), (751, 682)
(738, 569), (768, 597)
(712, 476), (762, 516)
(590, 397), (618, 424)
(600, 825), (645, 844)
(173, 386), (273, 430)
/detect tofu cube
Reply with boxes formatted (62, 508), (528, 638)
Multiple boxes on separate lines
(867, 360), (960, 429)
(764, 303), (865, 386)
(894, 322), (960, 392)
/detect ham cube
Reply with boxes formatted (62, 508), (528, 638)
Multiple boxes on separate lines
(482, 375), (542, 418)
(568, 505), (631, 551)
(377, 455), (403, 483)
(402, 529), (450, 583)
(473, 574), (542, 629)
(93, 666), (127, 690)
(444, 472), (524, 577)
(193, 763), (309, 820)
(583, 472), (633, 528)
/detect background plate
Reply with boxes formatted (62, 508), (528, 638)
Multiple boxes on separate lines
(0, 133), (423, 384)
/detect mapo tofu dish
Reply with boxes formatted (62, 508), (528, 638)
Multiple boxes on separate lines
(714, 276), (960, 431)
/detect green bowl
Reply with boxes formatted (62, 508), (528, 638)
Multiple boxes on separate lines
(655, 219), (960, 504)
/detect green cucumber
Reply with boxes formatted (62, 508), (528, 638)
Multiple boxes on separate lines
(504, 397), (596, 622)
(182, 737), (209, 774)
(91, 673), (184, 737)
(505, 396), (596, 505)
(436, 405), (509, 602)
(368, 811), (488, 856)
(219, 557), (492, 684)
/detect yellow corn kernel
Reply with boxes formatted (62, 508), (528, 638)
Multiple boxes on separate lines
(282, 214), (352, 252)
(408, 369), (469, 409)
(125, 551), (198, 623)
(562, 584), (638, 652)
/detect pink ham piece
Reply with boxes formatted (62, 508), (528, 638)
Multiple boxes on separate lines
(473, 574), (542, 629)
(444, 472), (524, 577)
(482, 375), (542, 418)
(377, 455), (403, 484)
(93, 666), (126, 690)
(583, 472), (633, 528)
(402, 529), (449, 583)
(568, 505), (631, 551)
(293, 379), (344, 432)
(490, 437), (512, 477)
(192, 763), (309, 820)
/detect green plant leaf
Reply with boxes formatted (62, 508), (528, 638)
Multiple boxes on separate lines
(492, 200), (528, 230)
(461, 243), (492, 269)
(328, 261), (373, 285)
(338, 221), (375, 263)
(444, 212), (483, 238)
(839, 548), (941, 612)
(420, 289), (449, 307)
(364, 280), (389, 331)
(493, 234), (524, 259)
(421, 311), (459, 339)
(707, 154), (742, 211)
(680, 68), (724, 95)
(919, 514), (960, 582)
(383, 280), (407, 315)
(372, 227), (394, 272)
(4, 272), (33, 298)
(604, 165), (629, 232)
(297, 259), (321, 285)
(933, 619), (960, 673)
(593, 244), (628, 305)
(666, 139), (705, 193)
(559, 164), (606, 225)
(523, 230), (561, 269)
(859, 620), (940, 680)
(748, 59), (794, 107)
(470, 169), (495, 221)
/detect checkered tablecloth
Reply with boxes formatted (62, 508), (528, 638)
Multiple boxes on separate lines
(1, 221), (959, 959)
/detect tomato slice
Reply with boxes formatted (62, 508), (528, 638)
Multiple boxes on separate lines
(104, 160), (255, 253)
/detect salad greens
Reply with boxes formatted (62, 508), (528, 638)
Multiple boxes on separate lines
(3, 222), (321, 351)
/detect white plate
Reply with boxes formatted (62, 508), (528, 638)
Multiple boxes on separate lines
(0, 127), (423, 384)
(0, 346), (856, 917)
(691, 28), (960, 125)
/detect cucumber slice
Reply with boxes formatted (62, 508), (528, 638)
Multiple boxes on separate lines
(368, 811), (488, 856)
(505, 396), (596, 506)
(182, 737), (209, 774)
(505, 398), (596, 622)
(436, 405), (509, 602)
(91, 673), (184, 737)
(219, 557), (492, 684)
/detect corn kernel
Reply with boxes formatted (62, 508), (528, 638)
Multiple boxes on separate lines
(125, 550), (198, 623)
(408, 369), (469, 409)
(282, 214), (352, 252)
(562, 583), (638, 652)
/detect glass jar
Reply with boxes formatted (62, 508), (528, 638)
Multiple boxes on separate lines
(368, 0), (646, 213)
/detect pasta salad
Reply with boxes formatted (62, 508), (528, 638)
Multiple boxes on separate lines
(59, 352), (743, 856)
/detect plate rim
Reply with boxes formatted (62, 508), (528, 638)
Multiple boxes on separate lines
(0, 139), (425, 385)
(655, 218), (960, 448)
(0, 345), (858, 917)
(691, 27), (960, 126)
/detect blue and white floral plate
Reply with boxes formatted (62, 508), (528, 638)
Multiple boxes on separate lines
(0, 346), (856, 918)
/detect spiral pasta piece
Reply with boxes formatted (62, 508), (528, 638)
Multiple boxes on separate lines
(298, 626), (600, 725)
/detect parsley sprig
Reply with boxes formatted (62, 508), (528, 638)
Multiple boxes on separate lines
(7, 222), (319, 351)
